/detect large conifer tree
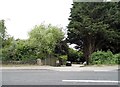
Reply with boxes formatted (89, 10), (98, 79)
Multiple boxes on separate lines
(67, 2), (120, 64)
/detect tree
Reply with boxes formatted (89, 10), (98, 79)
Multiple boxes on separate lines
(0, 20), (11, 48)
(14, 39), (38, 64)
(0, 20), (6, 40)
(2, 37), (16, 61)
(0, 20), (8, 61)
(28, 24), (64, 59)
(68, 48), (84, 63)
(54, 40), (69, 55)
(0, 20), (6, 48)
(67, 2), (120, 64)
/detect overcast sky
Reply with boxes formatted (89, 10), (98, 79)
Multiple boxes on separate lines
(0, 0), (73, 39)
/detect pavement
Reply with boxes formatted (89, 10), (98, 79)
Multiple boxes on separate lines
(2, 67), (119, 85)
(1, 64), (119, 85)
(1, 64), (119, 71)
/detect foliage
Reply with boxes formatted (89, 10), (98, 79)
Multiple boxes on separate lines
(59, 55), (67, 65)
(0, 20), (6, 40)
(114, 53), (120, 64)
(67, 2), (120, 64)
(2, 37), (15, 61)
(90, 50), (120, 65)
(15, 40), (37, 62)
(2, 39), (37, 64)
(54, 40), (69, 55)
(68, 48), (84, 63)
(0, 20), (13, 62)
(28, 24), (64, 59)
(1, 23), (65, 64)
(0, 20), (10, 48)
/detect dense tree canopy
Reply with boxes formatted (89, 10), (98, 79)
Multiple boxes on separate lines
(1, 24), (66, 64)
(67, 2), (120, 64)
(28, 24), (64, 59)
(54, 40), (69, 55)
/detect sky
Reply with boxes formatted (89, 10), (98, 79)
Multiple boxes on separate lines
(0, 0), (73, 39)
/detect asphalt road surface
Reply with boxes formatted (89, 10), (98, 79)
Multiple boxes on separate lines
(2, 69), (119, 85)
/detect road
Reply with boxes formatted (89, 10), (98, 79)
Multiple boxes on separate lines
(2, 69), (119, 85)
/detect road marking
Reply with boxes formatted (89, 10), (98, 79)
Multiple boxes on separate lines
(62, 80), (119, 83)
(93, 70), (111, 72)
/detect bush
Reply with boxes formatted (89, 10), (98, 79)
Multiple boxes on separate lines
(90, 50), (119, 65)
(21, 56), (37, 64)
(114, 53), (120, 64)
(68, 48), (84, 63)
(59, 55), (67, 65)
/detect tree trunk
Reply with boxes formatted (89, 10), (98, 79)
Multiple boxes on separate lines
(83, 36), (95, 65)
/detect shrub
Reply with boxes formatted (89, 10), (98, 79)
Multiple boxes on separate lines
(59, 55), (67, 65)
(90, 50), (118, 65)
(68, 48), (84, 63)
(114, 53), (120, 64)
(21, 56), (37, 64)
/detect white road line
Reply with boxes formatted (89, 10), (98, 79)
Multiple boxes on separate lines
(93, 70), (110, 72)
(62, 80), (119, 83)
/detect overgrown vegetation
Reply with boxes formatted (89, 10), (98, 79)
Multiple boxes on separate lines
(59, 55), (67, 65)
(1, 22), (66, 65)
(90, 51), (120, 65)
(68, 48), (84, 63)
